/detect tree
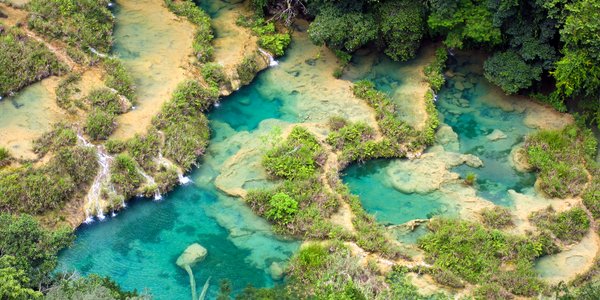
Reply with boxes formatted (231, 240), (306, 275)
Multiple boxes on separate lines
(378, 0), (425, 61)
(484, 51), (542, 94)
(0, 256), (43, 300)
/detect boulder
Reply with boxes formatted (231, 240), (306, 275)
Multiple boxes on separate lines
(486, 129), (508, 141)
(269, 262), (285, 280)
(176, 243), (207, 268)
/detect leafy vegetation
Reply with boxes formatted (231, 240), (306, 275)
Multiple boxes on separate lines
(236, 54), (260, 85)
(55, 73), (82, 113)
(237, 16), (291, 57)
(524, 125), (596, 198)
(0, 213), (73, 296)
(201, 62), (227, 88)
(46, 274), (148, 300)
(0, 27), (65, 96)
(419, 218), (555, 297)
(164, 0), (213, 62)
(153, 80), (217, 170)
(28, 0), (114, 53)
(484, 51), (542, 94)
(480, 206), (513, 229)
(530, 206), (591, 244)
(110, 153), (143, 198)
(263, 126), (325, 180)
(103, 58), (136, 102)
(0, 147), (11, 168)
(84, 88), (129, 140)
(424, 47), (448, 93)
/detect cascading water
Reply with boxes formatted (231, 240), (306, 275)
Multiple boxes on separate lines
(78, 133), (114, 223)
(258, 48), (279, 67)
(137, 167), (162, 200)
(156, 152), (193, 185)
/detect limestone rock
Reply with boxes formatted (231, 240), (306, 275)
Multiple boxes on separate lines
(176, 243), (207, 268)
(269, 262), (284, 280)
(487, 129), (507, 141)
(510, 146), (533, 172)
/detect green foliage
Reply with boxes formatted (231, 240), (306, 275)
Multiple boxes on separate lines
(419, 218), (549, 297)
(480, 206), (514, 229)
(85, 109), (115, 141)
(105, 139), (127, 154)
(55, 73), (82, 112)
(382, 266), (447, 299)
(0, 213), (73, 291)
(428, 0), (501, 48)
(201, 63), (227, 88)
(424, 47), (448, 93)
(28, 0), (114, 53)
(530, 206), (590, 244)
(378, 0), (425, 61)
(263, 126), (324, 180)
(239, 17), (291, 57)
(524, 125), (596, 198)
(265, 192), (298, 224)
(0, 147), (11, 168)
(582, 164), (600, 219)
(153, 80), (217, 170)
(484, 51), (542, 94)
(103, 58), (136, 102)
(110, 153), (143, 198)
(164, 0), (214, 62)
(308, 5), (377, 52)
(237, 55), (259, 85)
(127, 130), (160, 171)
(0, 28), (65, 96)
(559, 280), (600, 300)
(464, 172), (477, 185)
(47, 274), (146, 300)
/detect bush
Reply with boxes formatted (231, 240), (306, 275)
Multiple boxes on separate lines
(85, 110), (115, 140)
(418, 218), (547, 297)
(55, 73), (82, 112)
(27, 0), (114, 53)
(530, 206), (590, 244)
(265, 192), (298, 224)
(239, 17), (291, 57)
(237, 55), (259, 85)
(0, 147), (12, 168)
(0, 28), (65, 96)
(263, 126), (324, 180)
(480, 206), (514, 229)
(46, 274), (144, 300)
(110, 153), (142, 197)
(127, 130), (160, 171)
(201, 63), (227, 87)
(484, 51), (542, 94)
(103, 58), (136, 102)
(32, 123), (78, 156)
(423, 47), (448, 93)
(525, 125), (596, 198)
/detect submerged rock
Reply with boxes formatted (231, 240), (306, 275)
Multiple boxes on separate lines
(486, 129), (507, 141)
(176, 243), (208, 268)
(269, 261), (285, 280)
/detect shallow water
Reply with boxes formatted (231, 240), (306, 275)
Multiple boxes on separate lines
(110, 0), (195, 139)
(0, 78), (65, 159)
(58, 16), (376, 298)
(343, 52), (540, 239)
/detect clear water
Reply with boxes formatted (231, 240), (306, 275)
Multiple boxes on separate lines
(343, 52), (538, 236)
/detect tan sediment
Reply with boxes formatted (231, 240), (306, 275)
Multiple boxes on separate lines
(0, 3), (27, 26)
(111, 0), (196, 140)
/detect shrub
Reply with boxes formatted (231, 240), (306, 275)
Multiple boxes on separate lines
(201, 63), (227, 87)
(530, 206), (590, 244)
(265, 192), (298, 224)
(103, 58), (136, 102)
(0, 28), (65, 96)
(525, 125), (596, 198)
(0, 147), (12, 168)
(480, 206), (514, 229)
(55, 73), (82, 112)
(238, 17), (291, 57)
(236, 55), (259, 85)
(110, 153), (142, 197)
(27, 0), (114, 53)
(464, 172), (477, 185)
(85, 110), (115, 140)
(263, 126), (324, 180)
(423, 47), (448, 93)
(127, 130), (161, 171)
(105, 139), (127, 154)
(32, 123), (78, 156)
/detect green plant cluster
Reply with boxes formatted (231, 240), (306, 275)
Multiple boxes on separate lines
(0, 213), (73, 298)
(110, 153), (143, 198)
(246, 176), (341, 238)
(237, 16), (291, 57)
(84, 88), (128, 140)
(103, 58), (136, 102)
(419, 218), (556, 298)
(530, 206), (591, 244)
(582, 163), (600, 220)
(236, 54), (260, 85)
(480, 206), (514, 229)
(0, 147), (12, 169)
(424, 47), (448, 93)
(127, 130), (161, 172)
(152, 80), (217, 170)
(164, 0), (213, 63)
(0, 124), (99, 214)
(46, 274), (148, 300)
(0, 27), (65, 96)
(55, 72), (82, 113)
(524, 125), (597, 198)
(27, 0), (114, 53)
(201, 62), (228, 88)
(263, 126), (325, 180)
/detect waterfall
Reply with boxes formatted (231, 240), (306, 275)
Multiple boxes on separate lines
(156, 153), (192, 185)
(89, 47), (109, 58)
(258, 48), (279, 67)
(78, 133), (114, 222)
(137, 167), (162, 200)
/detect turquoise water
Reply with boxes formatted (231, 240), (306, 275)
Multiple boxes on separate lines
(343, 52), (538, 233)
